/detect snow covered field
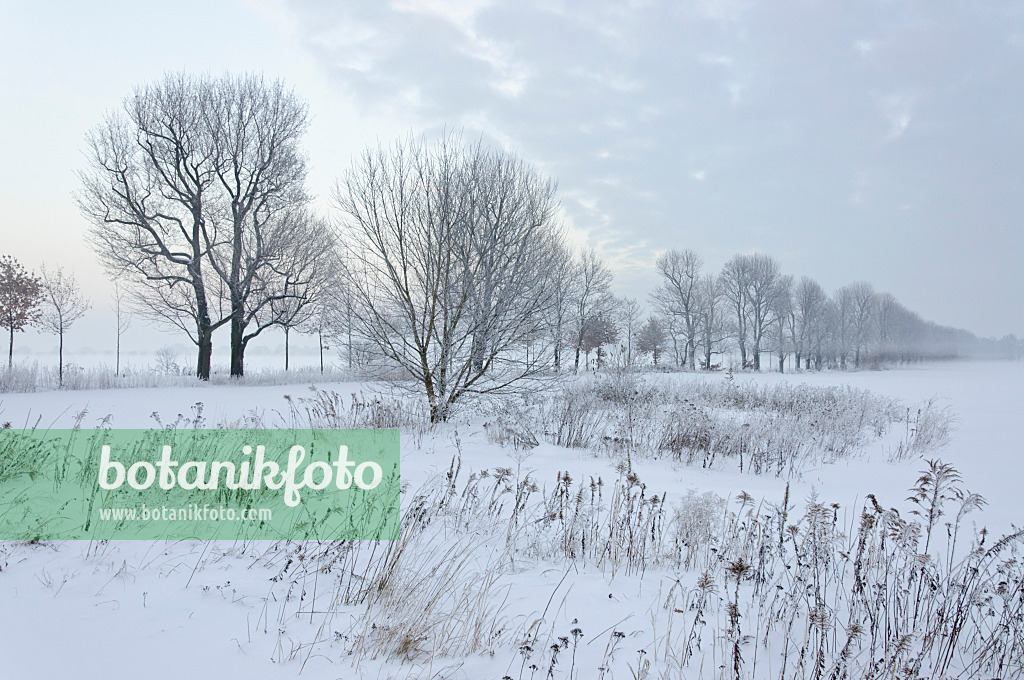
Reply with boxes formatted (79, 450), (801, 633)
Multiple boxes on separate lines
(1, 360), (1021, 679)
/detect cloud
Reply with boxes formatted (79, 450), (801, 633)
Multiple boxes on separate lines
(282, 0), (1024, 334)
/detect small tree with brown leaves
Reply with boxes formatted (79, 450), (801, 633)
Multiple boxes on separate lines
(0, 255), (44, 369)
(636, 316), (668, 366)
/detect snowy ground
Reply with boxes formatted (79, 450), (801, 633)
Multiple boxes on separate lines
(0, 360), (1021, 679)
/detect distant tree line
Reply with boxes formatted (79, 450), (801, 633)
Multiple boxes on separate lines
(643, 249), (1000, 373)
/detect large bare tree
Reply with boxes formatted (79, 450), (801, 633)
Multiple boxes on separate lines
(335, 134), (564, 423)
(847, 281), (877, 368)
(719, 255), (750, 368)
(720, 253), (783, 370)
(651, 249), (703, 369)
(203, 76), (311, 376)
(79, 73), (222, 379)
(78, 72), (313, 378)
(793, 276), (827, 370)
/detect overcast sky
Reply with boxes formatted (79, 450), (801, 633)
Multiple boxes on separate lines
(1, 0), (1022, 358)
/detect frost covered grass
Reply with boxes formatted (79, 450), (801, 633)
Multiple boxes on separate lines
(0, 360), (360, 393)
(231, 456), (1021, 679)
(488, 370), (953, 476)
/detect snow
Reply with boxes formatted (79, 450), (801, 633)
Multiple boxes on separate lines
(1, 360), (1021, 679)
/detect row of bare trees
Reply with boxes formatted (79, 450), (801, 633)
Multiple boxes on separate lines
(72, 71), (994, 417)
(646, 249), (973, 372)
(77, 72), (623, 418)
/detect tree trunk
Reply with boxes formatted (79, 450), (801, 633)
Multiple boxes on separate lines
(346, 324), (353, 368)
(197, 332), (212, 380)
(7, 325), (13, 369)
(58, 330), (64, 387)
(230, 336), (247, 377)
(116, 330), (121, 376)
(192, 279), (213, 380)
(229, 277), (245, 376)
(471, 331), (486, 373)
(285, 326), (290, 371)
(230, 319), (245, 377)
(319, 329), (324, 374)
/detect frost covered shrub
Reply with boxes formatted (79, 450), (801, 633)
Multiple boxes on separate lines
(283, 387), (428, 430)
(493, 375), (953, 478)
(538, 383), (606, 448)
(591, 369), (662, 405)
(483, 401), (540, 450)
(668, 489), (727, 571)
(890, 397), (956, 461)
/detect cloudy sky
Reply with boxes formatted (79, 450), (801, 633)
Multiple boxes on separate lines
(1, 0), (1022, 355)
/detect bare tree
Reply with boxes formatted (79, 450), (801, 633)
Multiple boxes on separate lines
(651, 249), (703, 369)
(203, 75), (311, 376)
(547, 243), (577, 372)
(810, 298), (837, 370)
(253, 212), (340, 372)
(663, 312), (686, 367)
(744, 253), (784, 371)
(571, 249), (615, 373)
(847, 281), (877, 368)
(832, 285), (855, 369)
(78, 72), (313, 378)
(38, 266), (91, 386)
(0, 255), (43, 369)
(695, 274), (728, 370)
(335, 133), (564, 423)
(771, 275), (793, 373)
(873, 292), (903, 363)
(112, 281), (132, 376)
(719, 255), (751, 368)
(793, 276), (827, 370)
(618, 297), (642, 366)
(79, 73), (224, 379)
